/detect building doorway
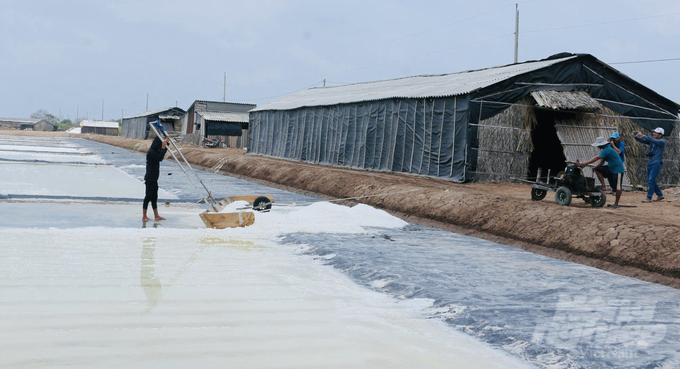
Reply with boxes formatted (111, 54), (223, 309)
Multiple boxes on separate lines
(528, 109), (572, 180)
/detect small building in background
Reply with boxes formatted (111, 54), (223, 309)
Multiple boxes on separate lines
(181, 101), (255, 148)
(120, 107), (186, 139)
(0, 118), (52, 131)
(195, 111), (249, 148)
(80, 120), (119, 135)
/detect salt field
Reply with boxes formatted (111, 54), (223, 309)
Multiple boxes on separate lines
(2, 134), (680, 369)
(0, 135), (532, 369)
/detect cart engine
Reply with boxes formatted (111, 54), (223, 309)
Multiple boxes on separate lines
(557, 165), (595, 192)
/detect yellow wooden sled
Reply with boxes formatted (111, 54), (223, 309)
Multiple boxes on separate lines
(199, 195), (274, 229)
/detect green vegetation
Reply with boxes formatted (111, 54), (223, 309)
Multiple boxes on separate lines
(30, 109), (73, 131)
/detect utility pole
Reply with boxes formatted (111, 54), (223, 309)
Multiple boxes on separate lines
(514, 3), (519, 63)
(323, 79), (326, 87)
(223, 73), (227, 102)
(146, 93), (149, 111)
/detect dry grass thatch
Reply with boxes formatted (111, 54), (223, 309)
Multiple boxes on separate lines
(618, 112), (680, 187)
(475, 96), (536, 182)
(554, 105), (629, 184)
(561, 105), (680, 188)
(473, 94), (680, 187)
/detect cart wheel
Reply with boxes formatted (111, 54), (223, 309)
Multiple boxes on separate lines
(555, 186), (572, 206)
(252, 196), (272, 212)
(531, 188), (547, 201)
(590, 187), (607, 208)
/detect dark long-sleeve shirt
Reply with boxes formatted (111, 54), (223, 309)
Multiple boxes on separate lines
(634, 135), (665, 166)
(144, 137), (167, 182)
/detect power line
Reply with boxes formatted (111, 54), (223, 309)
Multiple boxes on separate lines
(609, 57), (680, 65)
(522, 11), (680, 34)
(136, 0), (544, 103)
(226, 1), (537, 76)
(230, 33), (514, 88)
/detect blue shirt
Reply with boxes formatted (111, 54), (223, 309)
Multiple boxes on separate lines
(634, 135), (665, 166)
(614, 140), (625, 163)
(598, 146), (625, 173)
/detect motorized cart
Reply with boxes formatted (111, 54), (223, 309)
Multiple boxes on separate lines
(527, 164), (607, 207)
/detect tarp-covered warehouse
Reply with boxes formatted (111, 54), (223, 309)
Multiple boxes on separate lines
(248, 53), (680, 184)
(121, 107), (186, 140)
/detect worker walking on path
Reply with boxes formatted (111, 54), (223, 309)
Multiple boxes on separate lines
(633, 128), (666, 203)
(577, 136), (625, 209)
(143, 136), (170, 221)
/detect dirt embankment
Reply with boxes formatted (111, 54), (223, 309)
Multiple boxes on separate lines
(11, 131), (680, 288)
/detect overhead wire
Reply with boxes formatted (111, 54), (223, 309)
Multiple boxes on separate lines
(226, 1), (537, 76)
(235, 7), (680, 100)
(113, 2), (680, 116)
(609, 57), (680, 65)
(521, 11), (680, 34)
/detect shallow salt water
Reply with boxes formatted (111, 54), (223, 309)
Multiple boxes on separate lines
(0, 135), (535, 369)
(0, 227), (532, 369)
(3, 135), (680, 369)
(0, 163), (177, 199)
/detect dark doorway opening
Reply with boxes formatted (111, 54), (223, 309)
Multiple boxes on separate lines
(528, 109), (574, 180)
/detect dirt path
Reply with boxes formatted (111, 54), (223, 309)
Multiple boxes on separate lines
(6, 130), (680, 288)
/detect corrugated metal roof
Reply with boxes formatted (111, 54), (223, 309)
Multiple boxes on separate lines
(252, 56), (576, 112)
(80, 120), (119, 128)
(193, 100), (256, 107)
(124, 107), (185, 119)
(531, 90), (600, 111)
(0, 117), (43, 124)
(197, 111), (249, 123)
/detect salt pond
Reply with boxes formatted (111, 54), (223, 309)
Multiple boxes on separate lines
(3, 135), (680, 369)
(0, 135), (533, 369)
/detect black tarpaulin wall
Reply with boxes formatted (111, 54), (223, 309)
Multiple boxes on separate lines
(249, 97), (469, 182)
(249, 53), (679, 182)
(206, 121), (242, 136)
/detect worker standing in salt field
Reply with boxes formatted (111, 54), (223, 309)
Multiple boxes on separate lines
(142, 136), (169, 222)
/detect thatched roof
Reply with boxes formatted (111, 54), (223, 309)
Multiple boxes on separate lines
(531, 90), (600, 111)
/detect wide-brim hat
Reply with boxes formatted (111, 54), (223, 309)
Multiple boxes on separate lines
(591, 136), (609, 147)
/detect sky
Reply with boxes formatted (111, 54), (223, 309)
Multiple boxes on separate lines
(1, 0), (680, 122)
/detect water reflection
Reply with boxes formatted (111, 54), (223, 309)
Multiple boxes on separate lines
(142, 220), (160, 228)
(140, 237), (163, 315)
(138, 236), (258, 315)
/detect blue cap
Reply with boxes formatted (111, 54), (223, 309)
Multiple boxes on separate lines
(610, 132), (619, 139)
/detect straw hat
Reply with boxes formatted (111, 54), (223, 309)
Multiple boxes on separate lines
(591, 137), (610, 147)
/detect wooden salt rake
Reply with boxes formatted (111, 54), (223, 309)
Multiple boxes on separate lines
(149, 121), (273, 228)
